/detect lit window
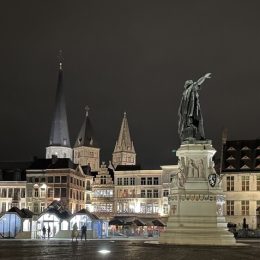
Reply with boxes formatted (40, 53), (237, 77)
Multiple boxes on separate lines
(226, 200), (234, 216)
(163, 204), (168, 214)
(226, 176), (234, 191)
(124, 178), (129, 185)
(117, 178), (122, 185)
(130, 177), (135, 185)
(147, 178), (152, 185)
(257, 176), (260, 191)
(241, 200), (249, 215)
(101, 176), (106, 184)
(153, 177), (159, 185)
(147, 190), (152, 198)
(40, 188), (46, 197)
(242, 176), (249, 191)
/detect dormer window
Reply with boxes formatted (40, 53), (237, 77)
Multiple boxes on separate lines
(63, 139), (67, 146)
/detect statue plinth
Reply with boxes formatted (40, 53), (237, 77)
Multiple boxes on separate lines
(159, 141), (236, 245)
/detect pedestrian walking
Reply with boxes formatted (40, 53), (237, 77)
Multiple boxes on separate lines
(47, 226), (51, 239)
(81, 224), (87, 241)
(71, 223), (78, 241)
(42, 225), (46, 239)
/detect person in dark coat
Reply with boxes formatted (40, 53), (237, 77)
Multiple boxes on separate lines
(47, 226), (51, 239)
(42, 226), (46, 239)
(81, 224), (87, 241)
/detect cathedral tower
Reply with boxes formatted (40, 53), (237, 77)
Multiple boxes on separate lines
(73, 107), (100, 172)
(46, 52), (72, 159)
(112, 112), (136, 167)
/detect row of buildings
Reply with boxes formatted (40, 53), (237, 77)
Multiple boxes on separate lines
(1, 58), (260, 231)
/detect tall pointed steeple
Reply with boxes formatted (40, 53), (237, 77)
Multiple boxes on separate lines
(112, 112), (136, 167)
(46, 51), (72, 159)
(73, 106), (100, 171)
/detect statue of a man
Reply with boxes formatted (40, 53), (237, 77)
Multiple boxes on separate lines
(178, 73), (211, 141)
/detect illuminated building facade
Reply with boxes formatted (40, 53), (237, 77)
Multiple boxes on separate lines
(221, 137), (260, 229)
(26, 158), (91, 214)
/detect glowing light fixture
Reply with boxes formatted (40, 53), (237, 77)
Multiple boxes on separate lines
(98, 249), (111, 254)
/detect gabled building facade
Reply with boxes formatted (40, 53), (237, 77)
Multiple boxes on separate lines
(91, 163), (114, 219)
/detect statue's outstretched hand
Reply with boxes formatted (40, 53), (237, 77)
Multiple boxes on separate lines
(205, 73), (211, 79)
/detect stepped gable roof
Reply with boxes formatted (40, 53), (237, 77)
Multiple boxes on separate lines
(48, 52), (71, 148)
(74, 209), (99, 220)
(0, 161), (31, 181)
(43, 200), (72, 219)
(222, 139), (260, 172)
(74, 107), (98, 148)
(28, 158), (76, 170)
(115, 164), (141, 171)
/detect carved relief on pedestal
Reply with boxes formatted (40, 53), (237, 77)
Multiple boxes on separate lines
(216, 195), (225, 216)
(171, 157), (188, 188)
(186, 158), (206, 178)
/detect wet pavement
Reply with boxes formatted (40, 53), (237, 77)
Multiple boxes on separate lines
(0, 239), (259, 260)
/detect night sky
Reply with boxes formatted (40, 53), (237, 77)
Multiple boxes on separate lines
(1, 1), (260, 169)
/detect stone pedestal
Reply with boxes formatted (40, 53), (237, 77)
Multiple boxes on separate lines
(159, 140), (236, 245)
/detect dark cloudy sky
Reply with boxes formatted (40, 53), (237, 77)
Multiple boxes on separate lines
(1, 1), (260, 168)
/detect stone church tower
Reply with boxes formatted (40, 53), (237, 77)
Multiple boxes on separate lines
(112, 112), (136, 167)
(46, 54), (72, 159)
(73, 107), (100, 172)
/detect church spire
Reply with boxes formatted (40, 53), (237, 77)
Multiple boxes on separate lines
(74, 106), (98, 148)
(46, 51), (72, 159)
(112, 112), (136, 167)
(73, 106), (100, 171)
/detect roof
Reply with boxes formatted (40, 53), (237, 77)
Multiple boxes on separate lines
(115, 165), (141, 171)
(0, 161), (31, 181)
(48, 61), (71, 147)
(74, 209), (99, 220)
(113, 112), (135, 153)
(7, 207), (34, 218)
(109, 217), (166, 226)
(74, 109), (98, 148)
(28, 158), (76, 170)
(81, 166), (98, 177)
(41, 200), (72, 219)
(222, 139), (260, 172)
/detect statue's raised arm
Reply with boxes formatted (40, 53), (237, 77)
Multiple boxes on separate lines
(178, 73), (212, 142)
(196, 73), (211, 87)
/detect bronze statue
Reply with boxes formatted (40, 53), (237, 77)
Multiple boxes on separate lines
(178, 73), (211, 141)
